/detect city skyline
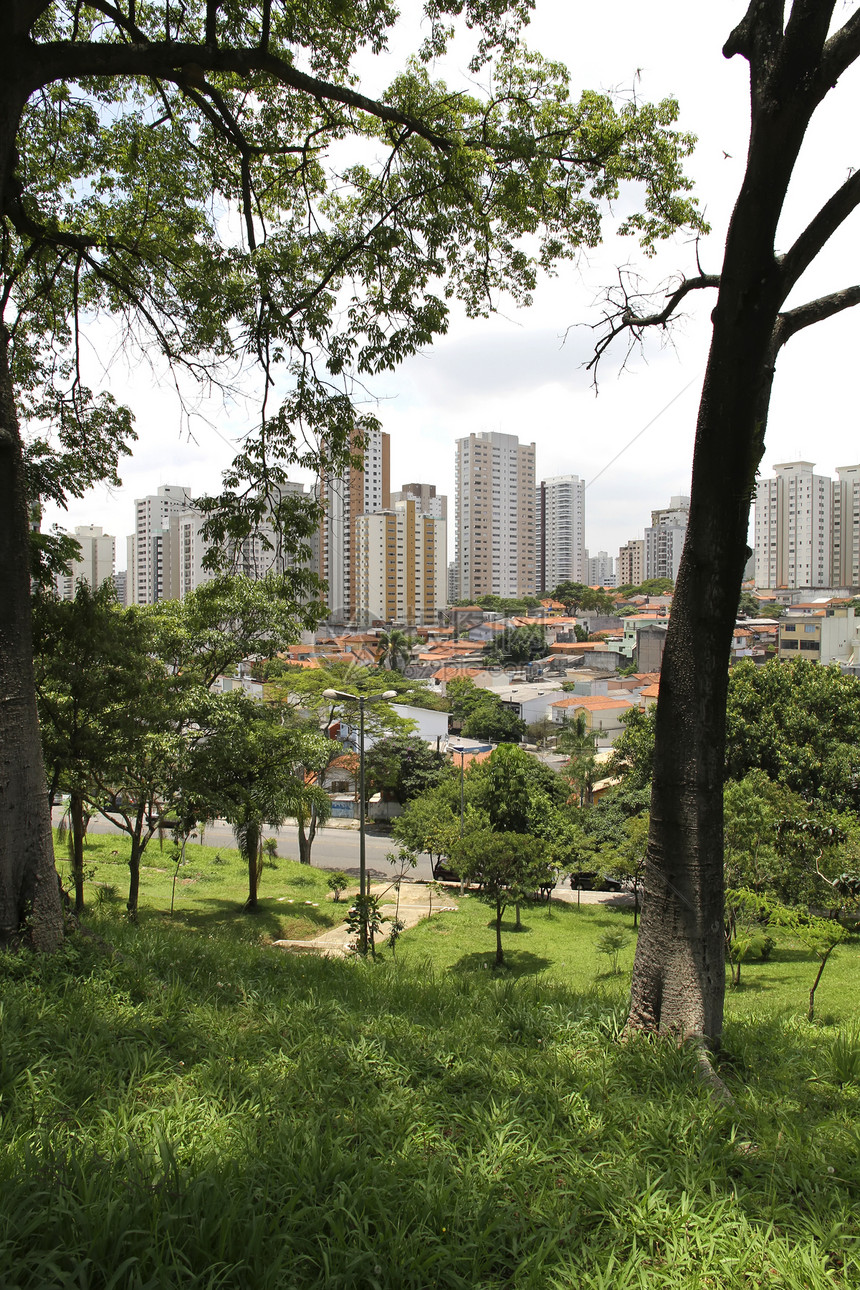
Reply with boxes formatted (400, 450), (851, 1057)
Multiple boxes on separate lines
(37, 2), (860, 565)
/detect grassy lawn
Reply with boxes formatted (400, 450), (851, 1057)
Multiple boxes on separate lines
(1, 837), (853, 1286)
(53, 829), (352, 943)
(400, 892), (860, 1027)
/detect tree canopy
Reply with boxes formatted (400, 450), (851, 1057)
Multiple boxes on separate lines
(0, 0), (704, 947)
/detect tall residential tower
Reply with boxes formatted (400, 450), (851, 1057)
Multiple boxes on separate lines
(455, 431), (536, 601)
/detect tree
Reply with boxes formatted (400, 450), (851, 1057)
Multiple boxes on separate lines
(0, 2), (701, 948)
(605, 813), (649, 930)
(451, 829), (549, 966)
(376, 631), (416, 673)
(32, 580), (135, 914)
(392, 790), (463, 878)
(193, 700), (329, 910)
(147, 575), (305, 689)
(289, 724), (338, 866)
(552, 582), (615, 616)
(484, 625), (547, 665)
(590, 3), (860, 1046)
(557, 714), (598, 807)
(364, 733), (447, 805)
(462, 701), (526, 745)
(447, 675), (527, 743)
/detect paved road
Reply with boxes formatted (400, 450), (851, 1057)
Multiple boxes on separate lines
(53, 810), (633, 904)
(54, 808), (433, 881)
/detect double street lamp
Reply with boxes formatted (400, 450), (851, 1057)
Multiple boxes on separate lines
(322, 688), (397, 943)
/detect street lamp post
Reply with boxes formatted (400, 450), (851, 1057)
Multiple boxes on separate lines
(323, 687), (397, 952)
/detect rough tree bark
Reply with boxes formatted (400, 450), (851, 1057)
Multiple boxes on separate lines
(621, 0), (860, 1043)
(0, 324), (63, 949)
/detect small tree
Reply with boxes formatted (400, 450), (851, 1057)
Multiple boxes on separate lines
(452, 829), (548, 967)
(327, 871), (350, 903)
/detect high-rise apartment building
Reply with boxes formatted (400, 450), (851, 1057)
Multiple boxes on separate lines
(539, 474), (585, 592)
(754, 459), (860, 590)
(320, 428), (390, 621)
(586, 549), (615, 587)
(455, 431), (536, 601)
(54, 525), (116, 600)
(617, 539), (645, 587)
(163, 481), (313, 600)
(127, 485), (192, 605)
(754, 461), (832, 589)
(830, 465), (860, 587)
(390, 482), (447, 520)
(644, 495), (689, 582)
(355, 498), (446, 626)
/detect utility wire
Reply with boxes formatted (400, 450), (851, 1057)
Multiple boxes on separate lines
(586, 376), (700, 490)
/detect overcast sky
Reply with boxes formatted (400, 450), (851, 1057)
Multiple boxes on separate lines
(42, 1), (860, 568)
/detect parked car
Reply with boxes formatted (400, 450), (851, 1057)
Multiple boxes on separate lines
(568, 870), (623, 893)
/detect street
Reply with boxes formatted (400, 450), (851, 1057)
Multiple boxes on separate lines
(52, 810), (633, 903)
(53, 808), (433, 880)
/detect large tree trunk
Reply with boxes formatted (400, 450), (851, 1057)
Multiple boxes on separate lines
(628, 24), (817, 1041)
(0, 324), (63, 950)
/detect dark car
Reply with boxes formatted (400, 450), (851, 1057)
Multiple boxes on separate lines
(568, 870), (623, 893)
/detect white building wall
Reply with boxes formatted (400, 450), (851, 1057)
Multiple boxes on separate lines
(54, 525), (116, 599)
(540, 474), (585, 590)
(754, 461), (832, 590)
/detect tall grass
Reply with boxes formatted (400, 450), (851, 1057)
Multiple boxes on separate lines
(1, 910), (859, 1288)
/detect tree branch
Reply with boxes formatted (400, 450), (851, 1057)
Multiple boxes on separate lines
(778, 167), (860, 299)
(723, 0), (785, 64)
(821, 6), (860, 86)
(33, 40), (454, 151)
(773, 284), (860, 349)
(586, 271), (720, 374)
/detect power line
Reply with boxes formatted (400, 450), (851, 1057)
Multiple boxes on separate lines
(586, 376), (700, 491)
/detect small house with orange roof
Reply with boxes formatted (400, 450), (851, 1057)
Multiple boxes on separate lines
(549, 693), (636, 744)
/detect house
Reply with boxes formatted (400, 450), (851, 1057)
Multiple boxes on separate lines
(778, 606), (860, 666)
(549, 694), (636, 745)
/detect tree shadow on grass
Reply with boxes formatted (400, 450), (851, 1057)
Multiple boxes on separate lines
(145, 897), (344, 942)
(450, 949), (552, 977)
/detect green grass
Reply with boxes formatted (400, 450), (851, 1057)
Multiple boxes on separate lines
(2, 848), (858, 1287)
(401, 893), (860, 1027)
(53, 829), (351, 943)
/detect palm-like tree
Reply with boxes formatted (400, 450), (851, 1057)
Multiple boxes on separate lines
(377, 629), (415, 672)
(557, 713), (598, 807)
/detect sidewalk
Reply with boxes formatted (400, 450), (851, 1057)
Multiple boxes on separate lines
(272, 881), (458, 958)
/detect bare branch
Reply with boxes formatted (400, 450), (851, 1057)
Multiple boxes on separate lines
(778, 168), (860, 299)
(586, 270), (719, 375)
(773, 284), (860, 350)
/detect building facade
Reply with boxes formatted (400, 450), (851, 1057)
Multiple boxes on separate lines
(390, 482), (447, 520)
(617, 538), (645, 587)
(54, 525), (116, 600)
(539, 474), (585, 592)
(127, 485), (192, 605)
(455, 431), (536, 601)
(355, 498), (446, 626)
(586, 549), (615, 587)
(320, 428), (390, 621)
(644, 495), (689, 582)
(754, 461), (834, 590)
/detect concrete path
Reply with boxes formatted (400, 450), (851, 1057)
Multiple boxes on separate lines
(271, 878), (633, 958)
(272, 881), (460, 958)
